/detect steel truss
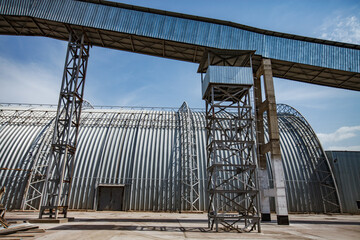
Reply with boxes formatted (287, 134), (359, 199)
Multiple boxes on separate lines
(178, 102), (200, 211)
(39, 33), (89, 219)
(22, 120), (55, 210)
(276, 104), (341, 213)
(205, 85), (260, 232)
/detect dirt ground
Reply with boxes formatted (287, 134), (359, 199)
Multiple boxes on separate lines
(3, 211), (360, 240)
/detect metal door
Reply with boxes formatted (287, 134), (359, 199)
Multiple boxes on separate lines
(97, 185), (124, 211)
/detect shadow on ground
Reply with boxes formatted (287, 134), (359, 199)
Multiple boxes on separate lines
(74, 218), (207, 223)
(289, 220), (360, 225)
(49, 224), (211, 233)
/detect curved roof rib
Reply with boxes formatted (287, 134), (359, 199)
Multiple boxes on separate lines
(0, 103), (341, 213)
(274, 104), (341, 213)
(0, 0), (360, 90)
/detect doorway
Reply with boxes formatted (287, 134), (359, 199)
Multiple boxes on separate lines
(97, 184), (125, 211)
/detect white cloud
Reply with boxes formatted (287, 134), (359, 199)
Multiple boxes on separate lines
(276, 87), (334, 102)
(115, 86), (150, 106)
(319, 15), (360, 44)
(274, 78), (345, 110)
(327, 145), (360, 151)
(317, 125), (360, 144)
(0, 56), (60, 104)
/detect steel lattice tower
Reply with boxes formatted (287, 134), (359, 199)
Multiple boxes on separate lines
(21, 120), (55, 210)
(39, 33), (89, 219)
(178, 102), (200, 212)
(205, 84), (260, 232)
(201, 51), (260, 232)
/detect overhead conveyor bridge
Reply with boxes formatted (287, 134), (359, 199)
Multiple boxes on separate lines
(0, 0), (360, 90)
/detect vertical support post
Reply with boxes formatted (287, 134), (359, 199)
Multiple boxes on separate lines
(254, 72), (271, 222)
(254, 58), (289, 225)
(39, 33), (89, 219)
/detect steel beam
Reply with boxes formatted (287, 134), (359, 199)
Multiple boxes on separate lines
(39, 33), (89, 219)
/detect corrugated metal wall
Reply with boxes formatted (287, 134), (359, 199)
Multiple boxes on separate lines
(326, 151), (360, 214)
(274, 105), (340, 213)
(1, 0), (359, 73)
(0, 104), (340, 213)
(202, 66), (253, 97)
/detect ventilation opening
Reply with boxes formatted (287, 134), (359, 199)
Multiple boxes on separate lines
(357, 200), (360, 210)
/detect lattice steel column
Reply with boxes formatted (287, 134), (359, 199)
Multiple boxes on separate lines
(39, 33), (89, 219)
(22, 120), (55, 210)
(204, 82), (260, 232)
(178, 102), (200, 212)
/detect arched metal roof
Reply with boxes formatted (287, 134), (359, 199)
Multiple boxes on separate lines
(0, 103), (340, 213)
(0, 0), (359, 90)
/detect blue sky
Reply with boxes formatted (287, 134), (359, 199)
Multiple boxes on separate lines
(0, 0), (359, 151)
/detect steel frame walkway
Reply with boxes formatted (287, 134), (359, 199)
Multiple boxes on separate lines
(0, 0), (359, 91)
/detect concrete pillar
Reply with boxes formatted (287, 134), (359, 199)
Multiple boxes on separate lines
(258, 169), (271, 221)
(254, 58), (289, 225)
(254, 71), (271, 222)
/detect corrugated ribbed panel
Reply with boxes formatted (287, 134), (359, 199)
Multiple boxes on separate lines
(0, 0), (359, 73)
(0, 104), (339, 213)
(276, 115), (323, 212)
(202, 66), (253, 97)
(261, 104), (340, 213)
(326, 151), (360, 214)
(0, 107), (56, 209)
(0, 0), (31, 16)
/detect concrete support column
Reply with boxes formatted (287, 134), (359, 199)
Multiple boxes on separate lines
(258, 169), (271, 221)
(254, 58), (289, 225)
(272, 156), (288, 218)
(254, 70), (271, 222)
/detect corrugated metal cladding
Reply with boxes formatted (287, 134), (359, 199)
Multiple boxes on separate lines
(0, 0), (359, 73)
(0, 104), (339, 213)
(326, 151), (360, 214)
(202, 66), (253, 97)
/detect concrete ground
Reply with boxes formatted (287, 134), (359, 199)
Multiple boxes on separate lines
(3, 211), (360, 240)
